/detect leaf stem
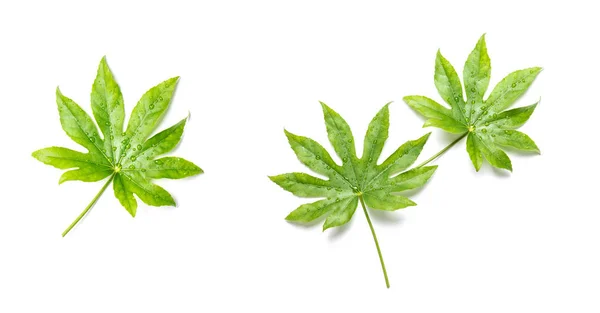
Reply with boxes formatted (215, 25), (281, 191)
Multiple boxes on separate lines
(359, 195), (390, 288)
(62, 174), (116, 237)
(414, 132), (468, 169)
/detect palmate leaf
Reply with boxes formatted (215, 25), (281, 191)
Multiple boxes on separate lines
(32, 57), (202, 236)
(404, 34), (541, 171)
(270, 102), (437, 287)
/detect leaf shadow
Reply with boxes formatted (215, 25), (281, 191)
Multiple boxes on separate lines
(326, 218), (355, 241)
(369, 209), (405, 225)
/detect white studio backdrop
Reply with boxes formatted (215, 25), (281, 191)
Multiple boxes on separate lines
(0, 1), (598, 312)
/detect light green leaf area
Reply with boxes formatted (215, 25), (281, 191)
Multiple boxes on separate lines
(404, 34), (541, 171)
(270, 102), (437, 231)
(33, 57), (202, 223)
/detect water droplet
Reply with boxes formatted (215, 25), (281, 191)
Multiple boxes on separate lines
(110, 135), (114, 140)
(90, 137), (96, 143)
(121, 139), (127, 144)
(126, 144), (131, 149)
(347, 139), (352, 143)
(529, 69), (535, 74)
(133, 148), (137, 151)
(154, 160), (162, 165)
(485, 122), (490, 126)
(504, 130), (510, 134)
(137, 144), (142, 150)
(149, 104), (155, 109)
(336, 199), (340, 203)
(470, 87), (476, 92)
(159, 96), (164, 101)
(454, 96), (460, 102)
(342, 157), (348, 162)
(372, 140), (377, 144)
(471, 110), (475, 114)
(327, 187), (332, 190)
(481, 106), (487, 111)
(129, 165), (135, 169)
(152, 143), (158, 147)
(492, 113), (498, 119)
(369, 158), (373, 162)
(105, 121), (110, 126)
(491, 134), (496, 137)
(481, 128), (487, 133)
(471, 100), (475, 104)
(122, 132), (126, 136)
(130, 156), (136, 161)
(112, 147), (117, 151)
(315, 155), (321, 160)
(141, 169), (147, 172)
(511, 83), (517, 88)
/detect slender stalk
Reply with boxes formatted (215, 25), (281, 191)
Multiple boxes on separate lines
(414, 132), (468, 169)
(359, 195), (390, 288)
(62, 174), (115, 237)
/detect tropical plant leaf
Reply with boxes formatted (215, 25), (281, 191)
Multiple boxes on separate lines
(270, 102), (436, 287)
(404, 34), (541, 171)
(33, 57), (202, 236)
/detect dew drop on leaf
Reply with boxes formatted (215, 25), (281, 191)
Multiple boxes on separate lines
(481, 128), (487, 133)
(141, 169), (147, 172)
(149, 104), (155, 109)
(137, 144), (142, 150)
(470, 87), (476, 92)
(90, 137), (96, 143)
(511, 83), (517, 88)
(130, 156), (136, 161)
(154, 160), (162, 165)
(129, 165), (135, 169)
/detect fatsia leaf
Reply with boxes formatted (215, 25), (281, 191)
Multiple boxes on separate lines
(404, 34), (541, 171)
(270, 102), (437, 288)
(33, 57), (203, 236)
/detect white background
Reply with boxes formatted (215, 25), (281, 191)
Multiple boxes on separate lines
(1, 1), (599, 312)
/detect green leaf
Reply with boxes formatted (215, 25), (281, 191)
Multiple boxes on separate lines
(271, 102), (437, 288)
(404, 34), (542, 171)
(33, 57), (202, 236)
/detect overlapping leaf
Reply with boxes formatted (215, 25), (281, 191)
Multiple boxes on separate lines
(404, 35), (541, 171)
(270, 102), (437, 230)
(33, 57), (202, 230)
